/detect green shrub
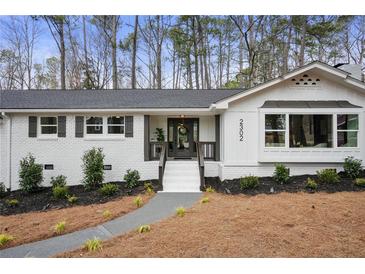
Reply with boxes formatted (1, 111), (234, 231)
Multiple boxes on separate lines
(52, 185), (69, 199)
(176, 207), (186, 217)
(317, 169), (341, 184)
(0, 182), (6, 198)
(50, 175), (67, 188)
(102, 210), (112, 219)
(316, 169), (340, 184)
(138, 225), (151, 233)
(133, 196), (143, 208)
(0, 234), (14, 247)
(343, 156), (363, 179)
(81, 148), (105, 189)
(305, 178), (318, 190)
(240, 175), (259, 190)
(144, 182), (154, 195)
(201, 197), (209, 204)
(54, 221), (66, 234)
(273, 163), (290, 184)
(124, 169), (140, 189)
(354, 178), (365, 187)
(19, 154), (43, 193)
(66, 194), (78, 204)
(84, 237), (102, 252)
(205, 186), (215, 193)
(99, 183), (119, 196)
(6, 199), (19, 207)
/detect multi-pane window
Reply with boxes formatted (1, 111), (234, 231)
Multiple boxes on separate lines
(40, 117), (57, 135)
(86, 116), (103, 134)
(337, 114), (358, 147)
(265, 114), (286, 147)
(289, 115), (333, 148)
(107, 116), (124, 134)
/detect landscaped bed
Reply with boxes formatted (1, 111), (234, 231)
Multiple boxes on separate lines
(0, 180), (160, 215)
(59, 191), (365, 258)
(0, 192), (154, 249)
(205, 171), (365, 195)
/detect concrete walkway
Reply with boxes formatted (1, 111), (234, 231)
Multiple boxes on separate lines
(0, 192), (202, 258)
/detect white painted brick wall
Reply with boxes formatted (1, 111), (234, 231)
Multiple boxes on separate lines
(5, 113), (158, 190)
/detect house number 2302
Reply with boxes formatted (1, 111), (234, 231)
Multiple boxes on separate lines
(239, 118), (244, 142)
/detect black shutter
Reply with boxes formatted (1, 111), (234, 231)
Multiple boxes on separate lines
(125, 116), (133, 137)
(28, 116), (37, 137)
(58, 116), (66, 137)
(75, 116), (84, 138)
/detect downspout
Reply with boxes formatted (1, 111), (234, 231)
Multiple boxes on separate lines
(2, 112), (12, 191)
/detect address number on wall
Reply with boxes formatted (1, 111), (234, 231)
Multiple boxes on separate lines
(239, 118), (244, 142)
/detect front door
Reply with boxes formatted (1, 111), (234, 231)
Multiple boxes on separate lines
(168, 118), (198, 158)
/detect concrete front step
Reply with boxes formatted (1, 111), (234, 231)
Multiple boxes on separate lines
(162, 160), (201, 193)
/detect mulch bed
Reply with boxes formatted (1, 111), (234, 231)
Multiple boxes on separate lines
(205, 171), (365, 195)
(0, 180), (160, 216)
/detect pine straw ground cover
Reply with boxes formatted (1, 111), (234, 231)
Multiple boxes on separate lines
(0, 194), (152, 249)
(59, 192), (365, 258)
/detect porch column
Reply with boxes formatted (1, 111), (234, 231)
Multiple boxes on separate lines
(215, 114), (220, 161)
(144, 115), (150, 161)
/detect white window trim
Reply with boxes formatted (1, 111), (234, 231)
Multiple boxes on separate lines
(38, 116), (58, 139)
(261, 110), (361, 151)
(84, 115), (125, 139)
(264, 114), (286, 148)
(335, 114), (359, 149)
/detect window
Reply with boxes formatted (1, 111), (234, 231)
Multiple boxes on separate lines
(86, 116), (103, 134)
(289, 115), (332, 148)
(107, 116), (124, 134)
(265, 114), (286, 147)
(337, 114), (358, 147)
(40, 117), (57, 135)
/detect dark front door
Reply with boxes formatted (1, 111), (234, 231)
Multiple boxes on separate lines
(168, 118), (198, 158)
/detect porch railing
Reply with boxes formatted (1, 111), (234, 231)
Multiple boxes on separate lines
(150, 142), (164, 160)
(196, 142), (205, 191)
(199, 142), (216, 160)
(158, 142), (167, 190)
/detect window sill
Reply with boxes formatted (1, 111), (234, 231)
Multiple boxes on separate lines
(84, 136), (126, 141)
(37, 136), (58, 141)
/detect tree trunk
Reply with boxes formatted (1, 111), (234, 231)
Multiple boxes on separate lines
(282, 16), (292, 74)
(131, 15), (138, 89)
(238, 16), (244, 88)
(299, 16), (307, 66)
(112, 16), (118, 89)
(156, 16), (162, 89)
(60, 19), (66, 89)
(192, 17), (200, 89)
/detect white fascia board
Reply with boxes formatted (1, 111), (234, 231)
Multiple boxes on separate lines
(214, 62), (353, 109)
(259, 108), (363, 113)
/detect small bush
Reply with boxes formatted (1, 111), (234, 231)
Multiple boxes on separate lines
(144, 182), (154, 195)
(0, 182), (6, 198)
(0, 234), (14, 247)
(273, 163), (290, 184)
(355, 178), (365, 187)
(138, 225), (151, 233)
(6, 199), (19, 207)
(54, 221), (66, 234)
(52, 185), (69, 199)
(99, 183), (119, 196)
(133, 196), (143, 208)
(343, 156), (363, 179)
(316, 169), (340, 184)
(50, 175), (67, 188)
(102, 210), (112, 219)
(19, 154), (43, 193)
(82, 148), (105, 189)
(205, 186), (215, 193)
(124, 169), (140, 189)
(305, 178), (318, 190)
(66, 194), (78, 204)
(84, 237), (102, 252)
(201, 197), (209, 204)
(240, 175), (259, 190)
(176, 207), (186, 217)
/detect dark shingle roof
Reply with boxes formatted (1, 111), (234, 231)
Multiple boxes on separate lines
(0, 89), (242, 109)
(261, 100), (362, 108)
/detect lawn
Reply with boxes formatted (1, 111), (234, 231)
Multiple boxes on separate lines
(60, 192), (365, 258)
(0, 194), (152, 249)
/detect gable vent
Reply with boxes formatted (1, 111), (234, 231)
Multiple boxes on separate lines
(291, 74), (320, 86)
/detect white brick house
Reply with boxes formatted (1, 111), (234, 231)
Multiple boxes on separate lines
(1, 61), (365, 191)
